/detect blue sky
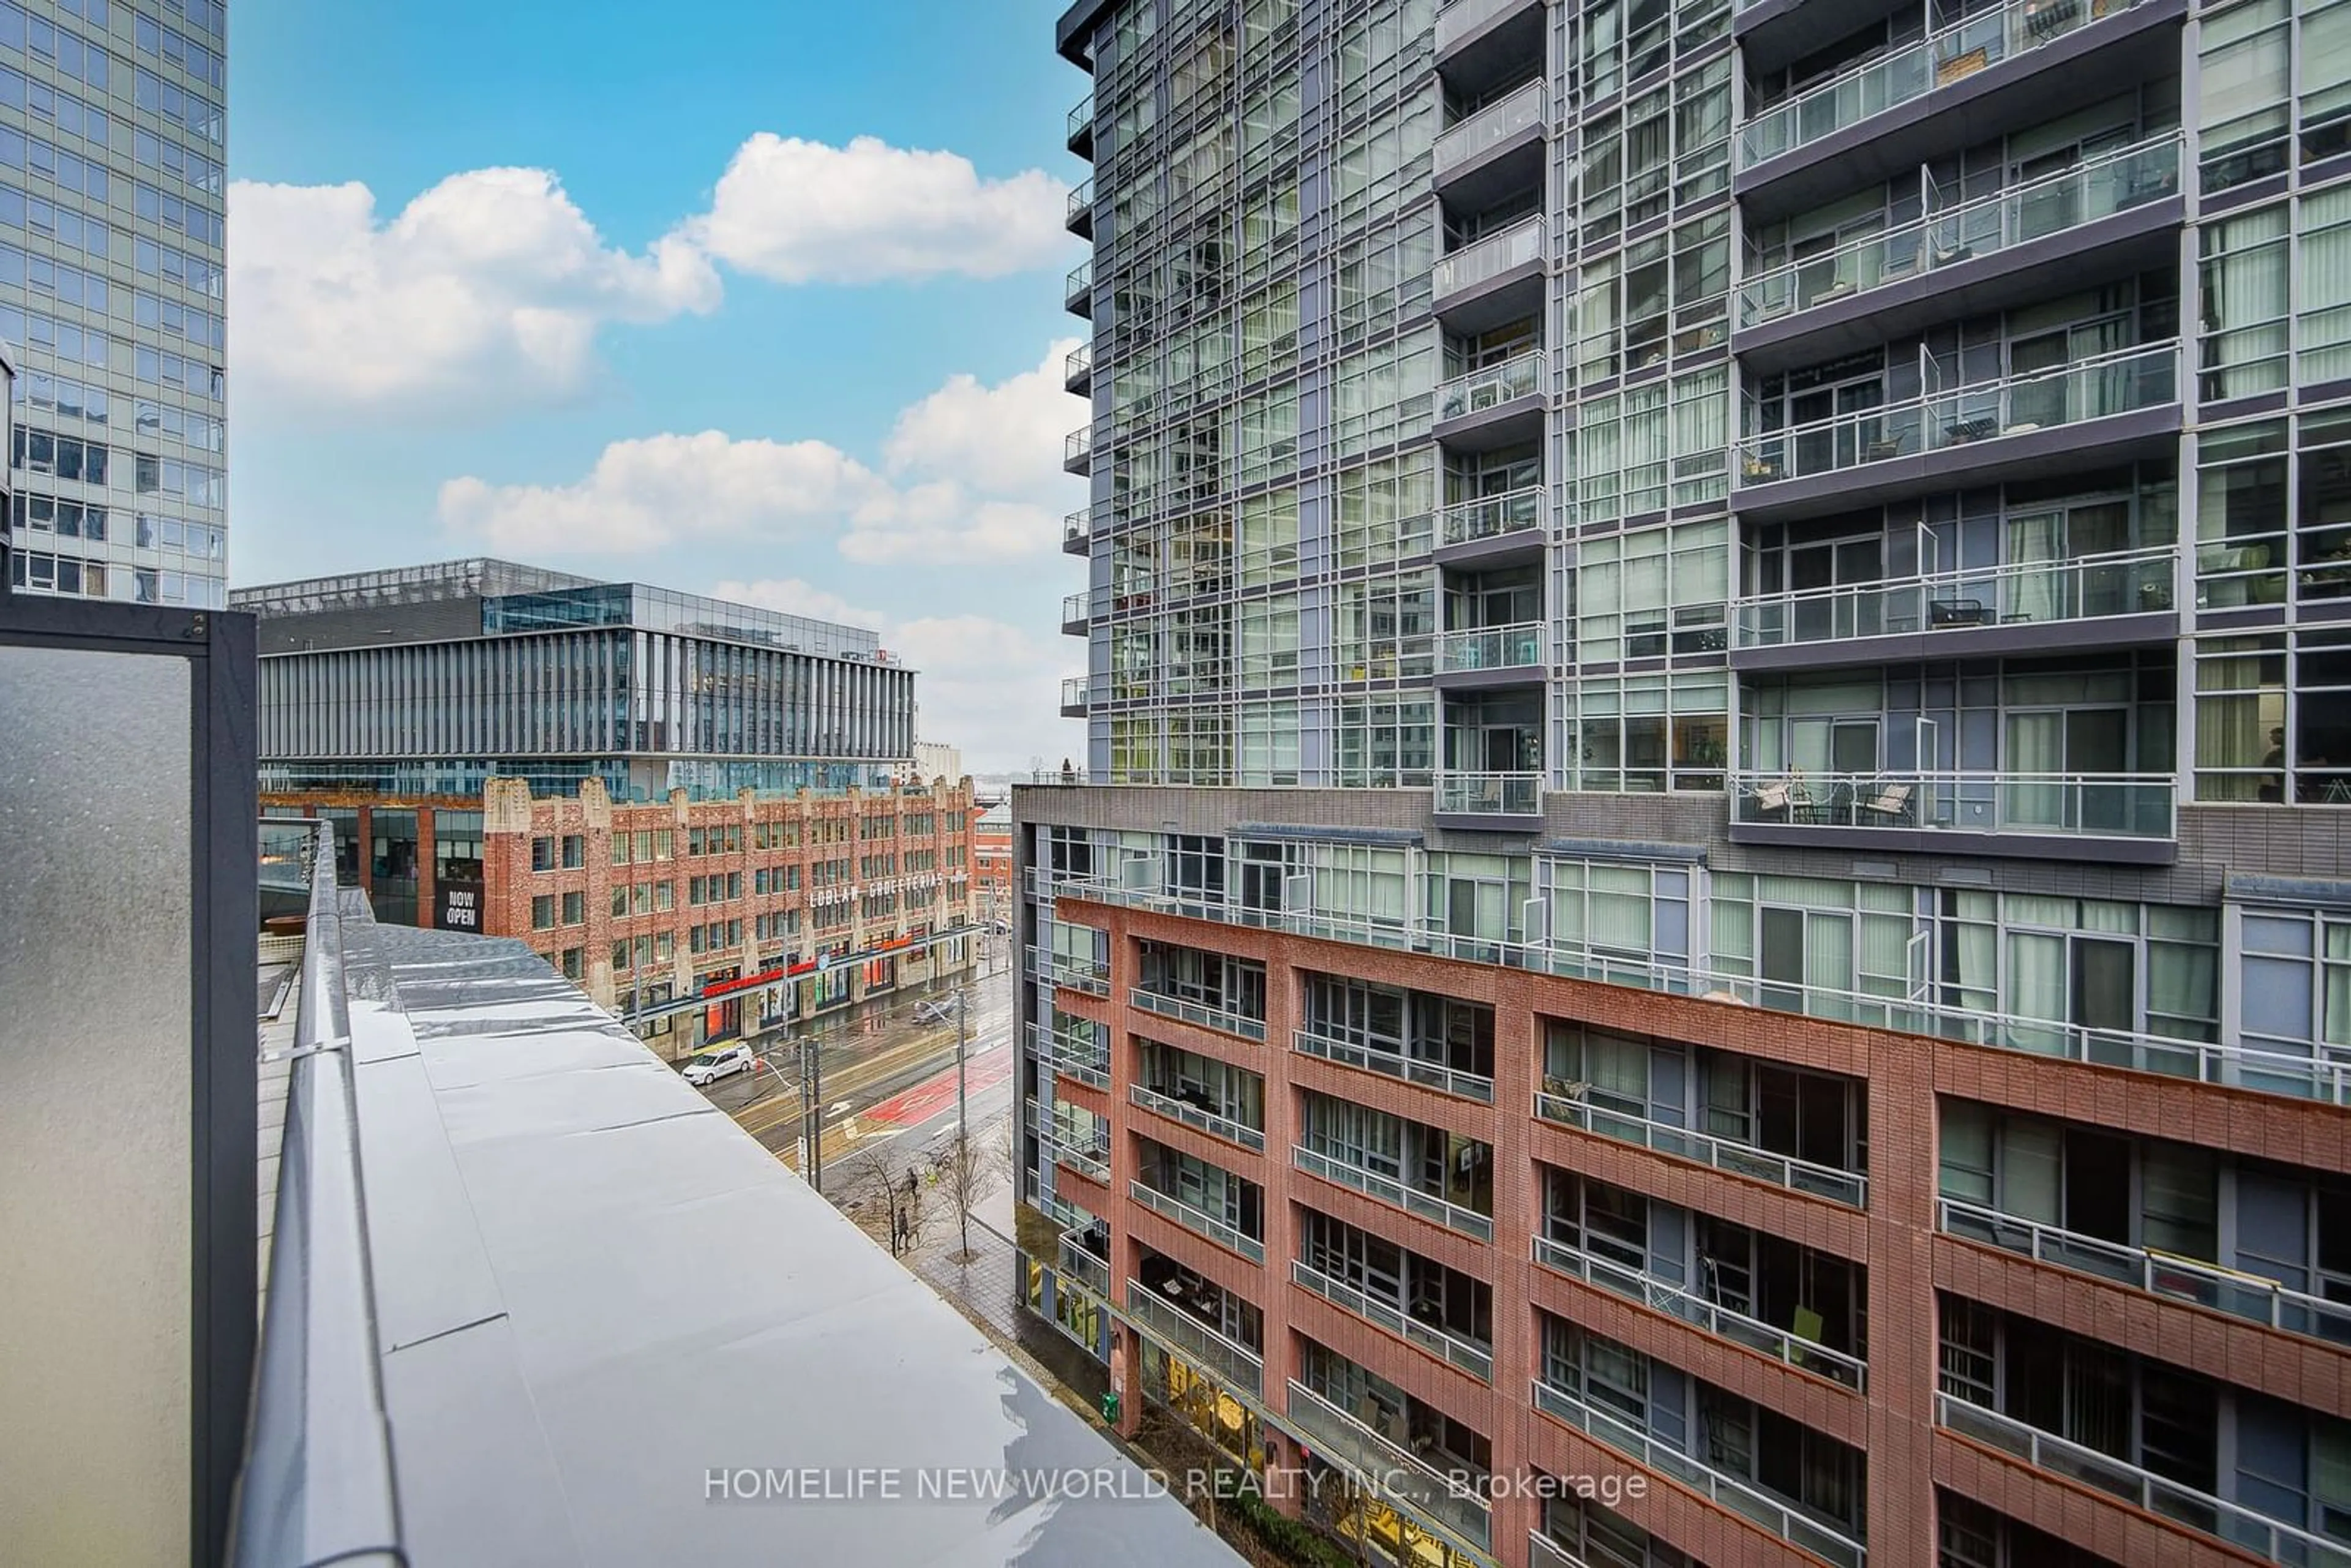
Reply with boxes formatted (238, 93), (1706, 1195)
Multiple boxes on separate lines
(227, 0), (1091, 770)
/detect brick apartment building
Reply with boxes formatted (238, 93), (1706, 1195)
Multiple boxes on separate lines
(1024, 1), (2351, 1566)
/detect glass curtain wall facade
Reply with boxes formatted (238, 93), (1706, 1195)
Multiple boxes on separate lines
(2, 0), (227, 609)
(1028, 1), (2351, 1566)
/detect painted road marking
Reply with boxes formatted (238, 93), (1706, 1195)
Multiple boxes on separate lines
(865, 1046), (1014, 1126)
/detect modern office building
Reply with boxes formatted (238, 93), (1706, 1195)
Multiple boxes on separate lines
(241, 560), (979, 1055)
(2, 0), (228, 609)
(1020, 2), (2351, 1567)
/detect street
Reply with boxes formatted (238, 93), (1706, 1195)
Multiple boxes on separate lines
(691, 929), (1020, 1196)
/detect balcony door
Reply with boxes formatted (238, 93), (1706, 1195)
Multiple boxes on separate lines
(1788, 535), (1886, 642)
(2003, 707), (2129, 829)
(2006, 928), (2138, 1052)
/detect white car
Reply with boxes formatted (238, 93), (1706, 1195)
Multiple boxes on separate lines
(682, 1044), (755, 1087)
(911, 999), (958, 1025)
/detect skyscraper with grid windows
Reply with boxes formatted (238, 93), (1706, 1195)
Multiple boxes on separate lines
(1, 0), (226, 609)
(1019, 1), (2351, 1566)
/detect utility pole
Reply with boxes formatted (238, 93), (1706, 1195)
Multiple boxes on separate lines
(955, 986), (969, 1153)
(800, 1032), (825, 1195)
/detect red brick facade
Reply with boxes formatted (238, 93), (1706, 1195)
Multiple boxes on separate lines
(264, 776), (980, 1057)
(1048, 893), (2344, 1568)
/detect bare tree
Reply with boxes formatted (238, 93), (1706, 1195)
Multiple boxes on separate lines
(834, 1142), (921, 1256)
(934, 1125), (1007, 1262)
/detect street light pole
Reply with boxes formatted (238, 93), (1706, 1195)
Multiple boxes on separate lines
(955, 986), (969, 1153)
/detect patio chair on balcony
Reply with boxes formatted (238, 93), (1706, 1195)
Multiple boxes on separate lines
(1858, 782), (1914, 825)
(1752, 776), (1813, 821)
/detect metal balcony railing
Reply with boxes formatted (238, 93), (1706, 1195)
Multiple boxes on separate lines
(1738, 0), (2155, 168)
(1438, 483), (1546, 546)
(1056, 1142), (1109, 1184)
(1064, 424), (1093, 467)
(1733, 544), (2178, 649)
(1939, 1198), (2351, 1346)
(1067, 94), (1094, 143)
(1437, 348), (1544, 423)
(1294, 1028), (1496, 1104)
(1065, 258), (1092, 307)
(1295, 1146), (1494, 1242)
(233, 822), (404, 1568)
(1125, 1283), (1265, 1398)
(1058, 1233), (1111, 1299)
(1434, 79), (1545, 174)
(1132, 1082), (1266, 1152)
(1536, 1090), (1869, 1209)
(1531, 1235), (1867, 1390)
(1528, 1531), (1591, 1568)
(1738, 137), (2183, 328)
(1128, 1180), (1265, 1263)
(1284, 1381), (1493, 1554)
(1062, 591), (1090, 627)
(1042, 872), (2351, 1111)
(1063, 503), (1092, 549)
(1065, 343), (1092, 386)
(1130, 986), (1267, 1042)
(1728, 768), (2178, 841)
(1436, 621), (1545, 673)
(1059, 677), (1088, 714)
(1431, 212), (1545, 299)
(1066, 177), (1093, 223)
(1044, 948), (1111, 996)
(1937, 1393), (2351, 1567)
(1736, 342), (2179, 487)
(1533, 1379), (1867, 1568)
(1291, 1258), (1494, 1381)
(1435, 771), (1542, 817)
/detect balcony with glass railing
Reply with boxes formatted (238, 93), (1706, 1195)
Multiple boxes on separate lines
(1731, 546), (2178, 657)
(1533, 1378), (1867, 1568)
(1291, 1257), (1494, 1381)
(1438, 483), (1547, 550)
(1531, 1235), (1867, 1390)
(1434, 771), (1542, 820)
(1937, 1392), (2351, 1567)
(1295, 1029), (1496, 1105)
(1939, 1198), (2351, 1346)
(1063, 423), (1093, 473)
(1738, 0), (2157, 171)
(1295, 1146), (1494, 1243)
(1128, 1179), (1265, 1264)
(1042, 947), (1111, 997)
(1734, 342), (2180, 495)
(1284, 1381), (1493, 1555)
(1065, 258), (1092, 315)
(1435, 348), (1545, 435)
(1528, 1530), (1589, 1568)
(1056, 1138), (1110, 1185)
(1062, 501), (1093, 552)
(1059, 677), (1088, 718)
(1063, 342), (1092, 395)
(1727, 768), (2177, 843)
(1535, 1090), (1869, 1209)
(1132, 1082), (1265, 1152)
(1738, 137), (2182, 334)
(1067, 93), (1095, 157)
(1126, 1283), (1264, 1398)
(1060, 591), (1092, 634)
(1034, 1021), (1112, 1090)
(1435, 621), (1545, 678)
(1433, 78), (1546, 182)
(1058, 1232), (1111, 1299)
(1431, 212), (1546, 305)
(1130, 986), (1267, 1043)
(1065, 176), (1093, 236)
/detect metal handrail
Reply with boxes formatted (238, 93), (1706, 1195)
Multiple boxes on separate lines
(1049, 871), (2351, 1109)
(1937, 1392), (2351, 1567)
(1291, 1258), (1495, 1381)
(1437, 348), (1545, 423)
(1738, 0), (2154, 165)
(1435, 620), (1545, 672)
(1293, 1028), (1496, 1104)
(1432, 211), (1545, 298)
(1295, 1145), (1494, 1242)
(1727, 767), (2177, 840)
(1125, 1283), (1265, 1398)
(1938, 1198), (2351, 1345)
(1738, 137), (2182, 327)
(1434, 79), (1546, 173)
(1435, 771), (1542, 817)
(1131, 1082), (1266, 1152)
(1535, 1090), (1869, 1208)
(1438, 482), (1546, 546)
(230, 822), (403, 1567)
(1130, 986), (1268, 1042)
(1731, 544), (2178, 648)
(1533, 1379), (1866, 1568)
(1066, 177), (1093, 221)
(1283, 1381), (1493, 1555)
(1128, 1179), (1266, 1263)
(1531, 1235), (1866, 1390)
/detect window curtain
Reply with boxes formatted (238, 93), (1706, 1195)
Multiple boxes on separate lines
(1805, 913), (1856, 1018)
(2005, 509), (2066, 624)
(2003, 711), (2066, 827)
(2326, 923), (2351, 1049)
(1999, 1115), (2062, 1223)
(2203, 208), (2292, 399)
(2300, 187), (2351, 384)
(2005, 930), (2070, 1056)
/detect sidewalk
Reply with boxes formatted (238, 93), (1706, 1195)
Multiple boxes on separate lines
(901, 1212), (1111, 1419)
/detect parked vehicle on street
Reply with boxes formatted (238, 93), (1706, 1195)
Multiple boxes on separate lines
(681, 1043), (755, 1086)
(911, 998), (958, 1025)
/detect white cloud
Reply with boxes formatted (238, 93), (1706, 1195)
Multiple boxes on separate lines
(228, 168), (719, 415)
(690, 133), (1071, 285)
(439, 344), (1081, 563)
